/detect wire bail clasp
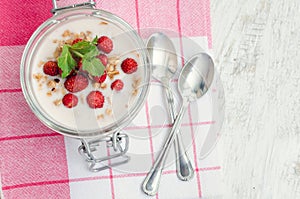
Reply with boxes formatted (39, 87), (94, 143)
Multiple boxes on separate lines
(78, 131), (130, 172)
(51, 0), (96, 14)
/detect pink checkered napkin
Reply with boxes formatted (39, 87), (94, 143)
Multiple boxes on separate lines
(0, 0), (223, 198)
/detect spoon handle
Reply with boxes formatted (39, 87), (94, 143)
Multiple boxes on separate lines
(142, 103), (188, 196)
(165, 87), (194, 181)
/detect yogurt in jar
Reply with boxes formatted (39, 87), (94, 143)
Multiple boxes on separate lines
(29, 15), (146, 133)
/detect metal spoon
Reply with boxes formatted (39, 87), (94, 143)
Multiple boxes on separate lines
(142, 53), (214, 196)
(146, 32), (194, 181)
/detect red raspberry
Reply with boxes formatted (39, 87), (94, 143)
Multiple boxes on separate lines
(64, 74), (89, 93)
(111, 79), (124, 91)
(72, 38), (83, 45)
(62, 93), (78, 108)
(97, 54), (108, 66)
(121, 58), (138, 74)
(77, 59), (83, 70)
(93, 71), (107, 83)
(86, 91), (105, 109)
(97, 36), (113, 54)
(43, 61), (59, 76)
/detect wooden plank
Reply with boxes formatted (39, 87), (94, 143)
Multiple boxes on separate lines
(211, 0), (300, 198)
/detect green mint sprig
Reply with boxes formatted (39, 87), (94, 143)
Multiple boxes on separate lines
(57, 45), (77, 78)
(57, 36), (104, 78)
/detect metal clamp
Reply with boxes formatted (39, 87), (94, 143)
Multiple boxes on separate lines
(78, 132), (130, 172)
(51, 0), (96, 14)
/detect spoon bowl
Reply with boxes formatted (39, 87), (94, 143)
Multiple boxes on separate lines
(147, 32), (178, 84)
(179, 53), (214, 102)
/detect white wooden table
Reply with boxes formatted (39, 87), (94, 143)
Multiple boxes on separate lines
(1, 0), (299, 198)
(212, 0), (300, 198)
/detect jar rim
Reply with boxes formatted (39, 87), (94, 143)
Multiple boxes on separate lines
(20, 8), (151, 138)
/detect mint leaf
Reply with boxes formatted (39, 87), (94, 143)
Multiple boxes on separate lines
(57, 45), (77, 78)
(70, 41), (95, 55)
(57, 36), (102, 78)
(83, 46), (99, 59)
(92, 36), (98, 45)
(82, 57), (105, 76)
